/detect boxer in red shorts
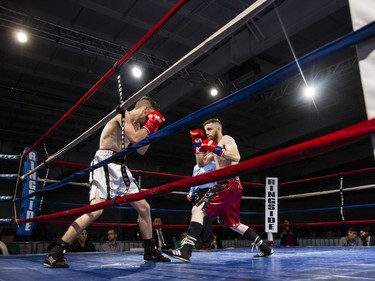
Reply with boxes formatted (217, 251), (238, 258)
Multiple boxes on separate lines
(164, 118), (273, 262)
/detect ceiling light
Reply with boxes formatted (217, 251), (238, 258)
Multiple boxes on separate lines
(210, 87), (218, 96)
(304, 86), (315, 98)
(131, 66), (142, 79)
(16, 31), (28, 43)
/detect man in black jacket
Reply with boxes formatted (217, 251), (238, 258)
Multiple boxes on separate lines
(360, 225), (375, 246)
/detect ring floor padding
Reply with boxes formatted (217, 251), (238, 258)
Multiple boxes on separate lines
(0, 247), (374, 280)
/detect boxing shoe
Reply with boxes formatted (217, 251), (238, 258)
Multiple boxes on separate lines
(44, 242), (69, 268)
(252, 236), (274, 258)
(163, 247), (191, 263)
(162, 235), (196, 263)
(143, 240), (170, 262)
(144, 249), (171, 262)
(254, 248), (274, 257)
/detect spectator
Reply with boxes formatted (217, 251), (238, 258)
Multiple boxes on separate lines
(99, 229), (125, 252)
(339, 226), (363, 246)
(359, 225), (375, 246)
(325, 229), (335, 238)
(152, 217), (170, 250)
(68, 229), (96, 252)
(279, 219), (299, 246)
(0, 228), (16, 255)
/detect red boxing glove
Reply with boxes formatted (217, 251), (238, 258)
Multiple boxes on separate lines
(190, 129), (205, 153)
(143, 111), (165, 135)
(200, 139), (224, 156)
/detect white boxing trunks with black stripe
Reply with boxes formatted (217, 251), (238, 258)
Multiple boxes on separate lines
(89, 149), (140, 200)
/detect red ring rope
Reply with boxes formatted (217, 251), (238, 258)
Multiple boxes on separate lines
(42, 160), (374, 189)
(17, 117), (375, 224)
(36, 219), (375, 229)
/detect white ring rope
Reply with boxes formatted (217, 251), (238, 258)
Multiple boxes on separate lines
(241, 183), (375, 200)
(38, 142), (51, 213)
(0, 154), (20, 161)
(20, 0), (273, 180)
(0, 174), (18, 179)
(37, 178), (89, 187)
(340, 175), (345, 221)
(140, 182), (375, 200)
(12, 156), (23, 221)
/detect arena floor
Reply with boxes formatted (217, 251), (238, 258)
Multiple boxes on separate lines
(0, 247), (374, 281)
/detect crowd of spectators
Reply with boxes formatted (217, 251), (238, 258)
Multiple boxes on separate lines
(1, 222), (374, 255)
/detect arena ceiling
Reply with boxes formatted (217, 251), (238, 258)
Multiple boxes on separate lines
(0, 0), (374, 189)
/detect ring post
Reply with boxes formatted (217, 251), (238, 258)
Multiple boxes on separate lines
(265, 177), (278, 246)
(17, 148), (38, 236)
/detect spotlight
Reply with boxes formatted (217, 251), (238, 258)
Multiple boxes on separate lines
(16, 31), (28, 43)
(210, 87), (218, 97)
(304, 86), (315, 98)
(131, 66), (142, 79)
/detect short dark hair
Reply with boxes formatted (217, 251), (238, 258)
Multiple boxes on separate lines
(203, 118), (222, 127)
(362, 225), (372, 234)
(153, 217), (162, 224)
(136, 96), (160, 111)
(348, 226), (358, 233)
(108, 228), (117, 234)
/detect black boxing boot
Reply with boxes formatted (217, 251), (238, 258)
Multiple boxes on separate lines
(143, 239), (171, 262)
(44, 239), (69, 268)
(163, 235), (196, 263)
(163, 221), (202, 263)
(253, 236), (274, 257)
(243, 228), (274, 258)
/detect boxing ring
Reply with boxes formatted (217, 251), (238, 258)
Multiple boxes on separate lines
(1, 0), (375, 280)
(1, 247), (375, 280)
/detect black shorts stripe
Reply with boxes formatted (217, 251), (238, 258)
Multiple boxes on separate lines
(103, 165), (111, 199)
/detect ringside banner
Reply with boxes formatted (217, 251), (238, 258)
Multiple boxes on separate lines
(265, 177), (278, 233)
(17, 148), (38, 236)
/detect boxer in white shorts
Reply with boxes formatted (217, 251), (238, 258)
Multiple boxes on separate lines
(44, 96), (170, 268)
(89, 149), (140, 200)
